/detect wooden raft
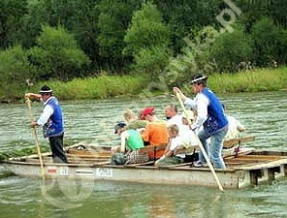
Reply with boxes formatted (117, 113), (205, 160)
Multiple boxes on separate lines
(18, 136), (256, 166)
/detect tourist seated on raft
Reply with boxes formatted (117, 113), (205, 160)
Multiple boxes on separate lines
(169, 110), (200, 162)
(164, 104), (183, 127)
(140, 107), (168, 159)
(164, 105), (198, 147)
(123, 109), (148, 130)
(180, 110), (199, 147)
(164, 104), (185, 134)
(111, 122), (148, 165)
(155, 124), (186, 167)
(222, 104), (245, 140)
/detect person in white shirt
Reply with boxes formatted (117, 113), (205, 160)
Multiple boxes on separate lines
(173, 74), (228, 169)
(223, 104), (245, 140)
(25, 85), (67, 163)
(155, 124), (186, 166)
(165, 104), (183, 127)
(181, 111), (199, 147)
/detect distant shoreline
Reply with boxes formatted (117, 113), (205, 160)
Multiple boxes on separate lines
(1, 67), (286, 103)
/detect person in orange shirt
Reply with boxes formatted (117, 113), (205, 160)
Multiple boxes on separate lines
(140, 107), (168, 159)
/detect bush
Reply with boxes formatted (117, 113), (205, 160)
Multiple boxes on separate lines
(251, 17), (281, 66)
(28, 25), (90, 81)
(124, 2), (172, 79)
(165, 26), (220, 86)
(133, 45), (172, 80)
(0, 45), (32, 102)
(277, 29), (287, 65)
(207, 28), (253, 72)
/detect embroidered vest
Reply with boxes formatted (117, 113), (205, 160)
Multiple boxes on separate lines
(43, 97), (64, 137)
(202, 88), (228, 136)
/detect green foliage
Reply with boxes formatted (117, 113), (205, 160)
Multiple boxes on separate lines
(165, 26), (220, 85)
(124, 2), (172, 79)
(0, 0), (28, 48)
(251, 17), (282, 66)
(133, 45), (171, 77)
(151, 0), (195, 53)
(277, 29), (287, 65)
(124, 2), (170, 54)
(97, 0), (141, 70)
(1, 0), (287, 102)
(236, 0), (271, 32)
(0, 145), (50, 161)
(28, 25), (90, 81)
(267, 1), (287, 27)
(31, 73), (148, 100)
(42, 0), (101, 68)
(0, 45), (32, 102)
(97, 12), (123, 59)
(207, 27), (253, 72)
(20, 0), (48, 48)
(208, 67), (287, 93)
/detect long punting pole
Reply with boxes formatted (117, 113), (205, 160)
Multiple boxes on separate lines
(26, 98), (45, 180)
(176, 93), (224, 191)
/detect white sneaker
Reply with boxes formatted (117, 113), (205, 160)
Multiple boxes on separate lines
(193, 161), (207, 167)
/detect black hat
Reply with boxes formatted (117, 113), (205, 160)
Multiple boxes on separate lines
(190, 73), (208, 85)
(114, 122), (126, 134)
(39, 85), (53, 94)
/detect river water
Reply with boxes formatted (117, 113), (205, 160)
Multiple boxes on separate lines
(0, 91), (287, 218)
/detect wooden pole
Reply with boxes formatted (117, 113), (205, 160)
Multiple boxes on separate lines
(176, 93), (224, 191)
(26, 98), (45, 180)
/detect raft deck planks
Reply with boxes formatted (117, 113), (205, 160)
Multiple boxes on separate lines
(3, 136), (287, 189)
(2, 149), (287, 189)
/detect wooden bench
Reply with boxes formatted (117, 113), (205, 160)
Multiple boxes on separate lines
(223, 135), (255, 158)
(138, 144), (167, 161)
(170, 135), (255, 158)
(174, 146), (198, 155)
(223, 135), (255, 149)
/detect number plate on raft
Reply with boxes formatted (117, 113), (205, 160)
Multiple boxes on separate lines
(95, 168), (113, 177)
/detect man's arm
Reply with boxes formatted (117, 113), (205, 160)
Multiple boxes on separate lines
(35, 105), (54, 126)
(120, 131), (129, 153)
(191, 94), (209, 130)
(25, 93), (41, 100)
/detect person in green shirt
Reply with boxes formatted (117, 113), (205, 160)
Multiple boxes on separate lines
(114, 122), (144, 152)
(111, 122), (148, 165)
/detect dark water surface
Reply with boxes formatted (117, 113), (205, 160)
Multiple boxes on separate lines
(0, 91), (287, 218)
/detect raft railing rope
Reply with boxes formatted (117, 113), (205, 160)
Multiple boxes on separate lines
(26, 97), (45, 180)
(176, 93), (224, 191)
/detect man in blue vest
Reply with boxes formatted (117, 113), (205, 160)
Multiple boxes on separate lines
(25, 85), (68, 163)
(173, 74), (228, 169)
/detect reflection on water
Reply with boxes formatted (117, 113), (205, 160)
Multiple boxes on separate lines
(1, 177), (287, 218)
(0, 91), (287, 217)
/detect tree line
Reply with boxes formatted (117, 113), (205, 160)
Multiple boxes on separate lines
(0, 0), (287, 100)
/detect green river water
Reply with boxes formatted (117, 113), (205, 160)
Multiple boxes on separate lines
(0, 91), (287, 218)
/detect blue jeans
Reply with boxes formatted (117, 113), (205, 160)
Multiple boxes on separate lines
(197, 127), (228, 169)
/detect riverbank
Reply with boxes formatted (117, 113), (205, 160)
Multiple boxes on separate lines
(31, 73), (149, 101)
(177, 67), (287, 95)
(4, 67), (287, 102)
(37, 67), (287, 100)
(209, 67), (287, 93)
